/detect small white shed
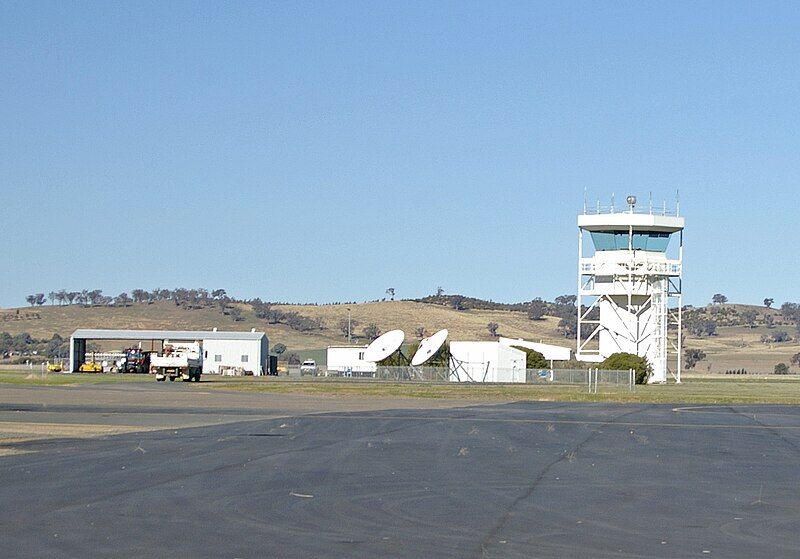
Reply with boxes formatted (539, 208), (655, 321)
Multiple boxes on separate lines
(448, 341), (526, 383)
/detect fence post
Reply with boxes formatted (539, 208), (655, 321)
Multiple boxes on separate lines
(587, 368), (591, 393)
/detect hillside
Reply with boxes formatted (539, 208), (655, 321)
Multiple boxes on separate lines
(0, 300), (566, 352)
(2, 300), (798, 373)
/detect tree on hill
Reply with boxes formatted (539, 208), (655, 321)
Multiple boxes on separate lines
(741, 310), (758, 328)
(272, 343), (286, 356)
(487, 322), (499, 337)
(338, 318), (358, 339)
(414, 326), (426, 339)
(790, 353), (800, 368)
(450, 295), (466, 311)
(436, 286), (444, 297)
(131, 289), (148, 304)
(765, 314), (775, 328)
(25, 295), (36, 306)
(527, 298), (547, 321)
(774, 363), (789, 375)
(600, 352), (651, 384)
(385, 288), (395, 301)
(764, 298), (774, 308)
(363, 324), (381, 341)
(558, 315), (578, 339)
(683, 348), (707, 369)
(712, 294), (728, 304)
(114, 292), (132, 307)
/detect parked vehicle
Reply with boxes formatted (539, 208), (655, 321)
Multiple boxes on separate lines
(120, 347), (150, 374)
(150, 342), (202, 382)
(79, 353), (103, 373)
(300, 359), (317, 376)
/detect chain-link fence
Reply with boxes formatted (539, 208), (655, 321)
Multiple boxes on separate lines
(284, 364), (635, 390)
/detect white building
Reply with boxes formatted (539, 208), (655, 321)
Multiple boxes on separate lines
(69, 329), (269, 376)
(577, 196), (684, 383)
(326, 345), (376, 375)
(449, 341), (526, 383)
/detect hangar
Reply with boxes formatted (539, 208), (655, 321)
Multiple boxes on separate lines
(69, 328), (269, 376)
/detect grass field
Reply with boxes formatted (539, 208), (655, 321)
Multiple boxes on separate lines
(3, 369), (800, 404)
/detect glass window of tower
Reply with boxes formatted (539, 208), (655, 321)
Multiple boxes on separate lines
(590, 231), (671, 251)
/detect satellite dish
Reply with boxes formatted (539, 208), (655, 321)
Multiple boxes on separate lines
(363, 330), (405, 362)
(411, 329), (448, 366)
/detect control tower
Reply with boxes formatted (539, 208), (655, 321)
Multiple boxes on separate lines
(577, 195), (684, 383)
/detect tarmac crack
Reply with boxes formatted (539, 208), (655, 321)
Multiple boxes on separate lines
(472, 406), (645, 559)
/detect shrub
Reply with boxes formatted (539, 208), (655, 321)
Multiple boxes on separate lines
(512, 347), (548, 369)
(774, 363), (789, 375)
(600, 352), (651, 384)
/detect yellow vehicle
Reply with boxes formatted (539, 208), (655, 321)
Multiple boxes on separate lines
(47, 362), (64, 372)
(79, 354), (103, 373)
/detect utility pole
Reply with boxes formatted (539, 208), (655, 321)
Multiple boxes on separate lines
(347, 307), (351, 344)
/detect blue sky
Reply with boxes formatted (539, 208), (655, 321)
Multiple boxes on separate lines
(2, 1), (799, 308)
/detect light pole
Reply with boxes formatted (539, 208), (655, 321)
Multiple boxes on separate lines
(347, 307), (351, 344)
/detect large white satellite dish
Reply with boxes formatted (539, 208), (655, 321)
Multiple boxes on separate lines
(363, 329), (405, 363)
(411, 329), (448, 366)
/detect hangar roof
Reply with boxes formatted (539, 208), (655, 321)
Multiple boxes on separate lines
(71, 329), (266, 341)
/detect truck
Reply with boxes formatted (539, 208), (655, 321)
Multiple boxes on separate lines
(120, 347), (150, 374)
(149, 341), (203, 382)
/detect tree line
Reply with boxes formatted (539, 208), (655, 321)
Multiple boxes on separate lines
(0, 332), (69, 360)
(26, 288), (234, 309)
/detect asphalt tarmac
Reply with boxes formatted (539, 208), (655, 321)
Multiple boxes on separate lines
(1, 384), (799, 558)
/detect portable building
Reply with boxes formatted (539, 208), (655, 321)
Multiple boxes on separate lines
(326, 345), (376, 375)
(448, 341), (526, 383)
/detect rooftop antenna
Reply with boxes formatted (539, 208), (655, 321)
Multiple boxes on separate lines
(611, 192), (615, 212)
(676, 189), (680, 216)
(626, 195), (637, 213)
(583, 188), (588, 213)
(649, 191), (653, 214)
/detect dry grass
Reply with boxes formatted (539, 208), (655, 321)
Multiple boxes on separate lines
(0, 300), (566, 351)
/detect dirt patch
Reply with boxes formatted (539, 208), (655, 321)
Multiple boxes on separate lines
(0, 422), (164, 439)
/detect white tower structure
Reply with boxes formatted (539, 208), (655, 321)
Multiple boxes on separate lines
(577, 195), (684, 383)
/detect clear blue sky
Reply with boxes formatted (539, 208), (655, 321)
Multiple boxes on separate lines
(2, 1), (799, 308)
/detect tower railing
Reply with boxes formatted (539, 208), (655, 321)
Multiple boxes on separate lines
(582, 204), (679, 216)
(580, 259), (681, 276)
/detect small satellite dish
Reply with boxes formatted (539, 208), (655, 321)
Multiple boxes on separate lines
(363, 330), (405, 362)
(411, 329), (448, 366)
